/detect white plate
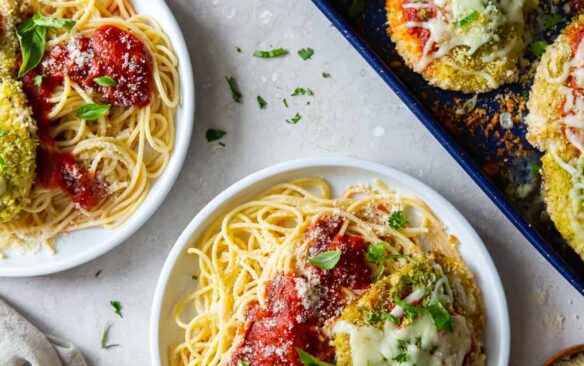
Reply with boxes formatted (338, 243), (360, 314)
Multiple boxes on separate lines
(0, 0), (195, 277)
(150, 157), (510, 366)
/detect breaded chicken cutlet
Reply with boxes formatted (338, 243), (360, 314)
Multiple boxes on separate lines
(386, 0), (537, 93)
(525, 14), (584, 262)
(0, 0), (38, 222)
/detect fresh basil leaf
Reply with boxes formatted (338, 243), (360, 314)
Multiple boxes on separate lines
(100, 322), (119, 349)
(76, 104), (111, 120)
(225, 76), (242, 103)
(94, 76), (117, 87)
(295, 348), (334, 366)
(427, 301), (453, 332)
(206, 128), (226, 142)
(308, 250), (341, 270)
(388, 210), (406, 230)
(253, 48), (288, 58)
(32, 11), (76, 31)
(366, 242), (385, 262)
(17, 19), (47, 77)
(298, 47), (314, 60)
(110, 300), (123, 318)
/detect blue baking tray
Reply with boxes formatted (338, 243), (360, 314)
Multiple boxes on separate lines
(311, 0), (584, 293)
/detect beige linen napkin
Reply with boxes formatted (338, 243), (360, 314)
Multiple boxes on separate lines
(0, 298), (87, 366)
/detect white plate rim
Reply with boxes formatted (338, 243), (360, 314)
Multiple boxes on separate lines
(0, 0), (195, 277)
(150, 157), (510, 366)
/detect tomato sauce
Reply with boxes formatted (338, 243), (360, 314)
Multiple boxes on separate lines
(228, 216), (372, 366)
(402, 0), (437, 49)
(20, 25), (152, 209)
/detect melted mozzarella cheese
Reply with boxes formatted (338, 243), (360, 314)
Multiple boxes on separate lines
(334, 314), (472, 366)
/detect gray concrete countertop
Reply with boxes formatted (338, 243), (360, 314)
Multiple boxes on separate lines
(1, 0), (582, 365)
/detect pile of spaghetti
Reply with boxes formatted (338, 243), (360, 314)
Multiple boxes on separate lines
(0, 0), (179, 253)
(172, 178), (485, 366)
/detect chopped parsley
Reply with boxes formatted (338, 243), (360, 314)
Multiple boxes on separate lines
(388, 210), (406, 230)
(192, 274), (199, 280)
(544, 14), (564, 29)
(257, 95), (267, 109)
(225, 76), (242, 103)
(286, 113), (302, 124)
(322, 72), (331, 78)
(0, 155), (6, 175)
(392, 352), (409, 362)
(100, 322), (119, 349)
(291, 87), (314, 96)
(427, 301), (453, 332)
(397, 339), (408, 352)
(367, 312), (380, 324)
(283, 98), (289, 108)
(366, 242), (385, 262)
(521, 90), (529, 99)
(235, 46), (242, 53)
(34, 74), (43, 86)
(253, 48), (288, 58)
(298, 47), (314, 60)
(295, 348), (334, 366)
(529, 162), (540, 178)
(308, 250), (341, 270)
(95, 269), (102, 277)
(458, 10), (479, 27)
(94, 76), (117, 87)
(392, 293), (425, 320)
(381, 311), (399, 323)
(206, 128), (227, 142)
(531, 41), (548, 57)
(0, 129), (6, 137)
(237, 361), (249, 366)
(110, 300), (123, 318)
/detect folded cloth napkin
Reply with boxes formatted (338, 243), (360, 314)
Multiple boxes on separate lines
(0, 298), (87, 366)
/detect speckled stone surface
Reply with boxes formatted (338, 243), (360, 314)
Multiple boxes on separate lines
(0, 0), (582, 365)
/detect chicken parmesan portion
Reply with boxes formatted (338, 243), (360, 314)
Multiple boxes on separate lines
(386, 0), (536, 93)
(525, 15), (584, 262)
(333, 256), (485, 366)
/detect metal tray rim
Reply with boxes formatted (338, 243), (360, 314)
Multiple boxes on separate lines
(310, 0), (583, 294)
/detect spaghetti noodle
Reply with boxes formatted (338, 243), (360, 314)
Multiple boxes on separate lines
(0, 0), (179, 253)
(172, 178), (483, 366)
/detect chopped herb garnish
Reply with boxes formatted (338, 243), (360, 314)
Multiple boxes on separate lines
(283, 98), (289, 108)
(0, 129), (6, 137)
(427, 301), (453, 332)
(418, 8), (428, 20)
(34, 74), (43, 86)
(237, 360), (249, 366)
(529, 162), (540, 178)
(257, 95), (267, 109)
(94, 76), (117, 87)
(367, 312), (380, 324)
(458, 10), (479, 27)
(531, 41), (548, 57)
(76, 103), (111, 120)
(218, 142), (226, 147)
(381, 311), (399, 323)
(308, 250), (341, 270)
(366, 242), (385, 262)
(253, 48), (288, 58)
(95, 269), (102, 277)
(397, 339), (408, 352)
(100, 322), (119, 349)
(192, 274), (199, 280)
(393, 293), (425, 320)
(236, 47), (242, 53)
(291, 87), (314, 96)
(298, 47), (314, 60)
(348, 0), (366, 18)
(521, 90), (529, 99)
(206, 128), (227, 142)
(286, 113), (302, 124)
(544, 14), (564, 29)
(110, 300), (123, 318)
(0, 155), (6, 175)
(388, 210), (406, 230)
(225, 76), (242, 103)
(296, 348), (334, 366)
(322, 72), (330, 78)
(392, 352), (409, 362)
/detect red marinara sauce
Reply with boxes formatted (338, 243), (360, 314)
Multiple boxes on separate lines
(20, 25), (153, 210)
(402, 0), (437, 48)
(228, 216), (373, 366)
